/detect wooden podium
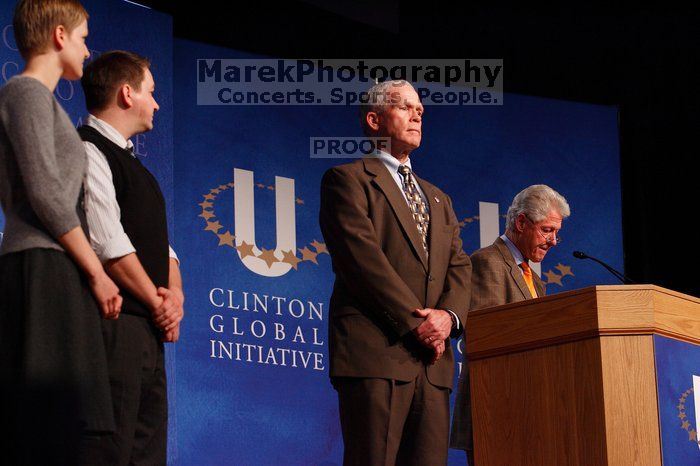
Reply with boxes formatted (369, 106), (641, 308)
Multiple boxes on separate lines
(466, 285), (700, 465)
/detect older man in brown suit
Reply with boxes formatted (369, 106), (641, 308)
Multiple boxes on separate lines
(450, 184), (570, 465)
(319, 80), (471, 466)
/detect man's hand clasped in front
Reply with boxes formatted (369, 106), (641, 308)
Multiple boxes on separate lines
(413, 308), (453, 364)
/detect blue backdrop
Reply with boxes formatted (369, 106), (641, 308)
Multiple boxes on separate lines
(1, 1), (625, 463)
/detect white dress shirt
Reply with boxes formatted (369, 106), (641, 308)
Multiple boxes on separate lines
(83, 115), (178, 264)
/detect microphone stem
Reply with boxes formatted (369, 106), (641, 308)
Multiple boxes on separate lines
(587, 256), (635, 284)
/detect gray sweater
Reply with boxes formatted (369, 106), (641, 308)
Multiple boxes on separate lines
(0, 76), (86, 255)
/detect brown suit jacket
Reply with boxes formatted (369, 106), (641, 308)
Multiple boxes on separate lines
(450, 236), (545, 449)
(469, 237), (545, 310)
(319, 157), (471, 389)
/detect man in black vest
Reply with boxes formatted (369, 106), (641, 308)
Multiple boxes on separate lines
(78, 50), (184, 465)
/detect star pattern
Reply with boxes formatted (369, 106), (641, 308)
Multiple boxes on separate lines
(555, 263), (574, 277)
(199, 210), (215, 220)
(204, 221), (223, 233)
(217, 231), (235, 247)
(676, 387), (699, 446)
(311, 240), (328, 254)
(458, 217), (477, 228)
(299, 246), (318, 264)
(258, 248), (278, 268)
(236, 241), (255, 259)
(543, 270), (563, 286)
(281, 249), (302, 270)
(457, 216), (479, 228)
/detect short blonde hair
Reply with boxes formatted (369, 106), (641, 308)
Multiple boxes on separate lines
(13, 0), (88, 60)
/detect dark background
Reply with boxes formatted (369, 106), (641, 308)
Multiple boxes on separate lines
(139, 0), (700, 297)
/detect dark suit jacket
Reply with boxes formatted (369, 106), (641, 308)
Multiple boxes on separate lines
(319, 157), (471, 389)
(450, 236), (545, 449)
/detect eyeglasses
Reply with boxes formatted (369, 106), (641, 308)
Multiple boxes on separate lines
(524, 215), (562, 245)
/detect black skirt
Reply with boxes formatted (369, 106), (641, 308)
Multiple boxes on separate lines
(0, 248), (115, 434)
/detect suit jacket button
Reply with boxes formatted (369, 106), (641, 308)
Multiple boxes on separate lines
(428, 275), (434, 281)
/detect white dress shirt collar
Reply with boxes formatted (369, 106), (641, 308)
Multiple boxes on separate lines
(374, 150), (412, 174)
(86, 114), (135, 155)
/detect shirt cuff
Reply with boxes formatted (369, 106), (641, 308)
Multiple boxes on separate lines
(94, 231), (136, 263)
(445, 309), (461, 331)
(169, 245), (179, 264)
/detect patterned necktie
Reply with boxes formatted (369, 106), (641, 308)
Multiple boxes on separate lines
(398, 165), (429, 257)
(520, 262), (538, 298)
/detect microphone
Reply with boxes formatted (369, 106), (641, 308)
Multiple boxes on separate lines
(572, 251), (637, 284)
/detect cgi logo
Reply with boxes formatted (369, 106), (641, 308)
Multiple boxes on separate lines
(677, 375), (700, 450)
(197, 168), (328, 278)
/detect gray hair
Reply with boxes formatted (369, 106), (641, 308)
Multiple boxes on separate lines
(359, 79), (411, 136)
(505, 184), (570, 232)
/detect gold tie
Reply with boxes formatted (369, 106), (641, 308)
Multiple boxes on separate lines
(520, 262), (538, 298)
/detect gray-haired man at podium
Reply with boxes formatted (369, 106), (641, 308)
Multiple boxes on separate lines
(450, 184), (570, 465)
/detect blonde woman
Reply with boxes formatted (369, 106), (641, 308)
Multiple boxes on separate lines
(0, 1), (122, 462)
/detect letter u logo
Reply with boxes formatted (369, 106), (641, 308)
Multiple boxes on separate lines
(233, 168), (296, 277)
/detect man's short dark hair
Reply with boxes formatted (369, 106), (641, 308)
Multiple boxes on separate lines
(81, 50), (151, 112)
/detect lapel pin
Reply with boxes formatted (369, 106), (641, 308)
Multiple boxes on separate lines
(434, 196), (440, 203)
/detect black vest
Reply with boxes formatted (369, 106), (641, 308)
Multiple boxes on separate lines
(78, 125), (169, 318)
